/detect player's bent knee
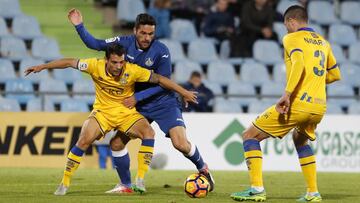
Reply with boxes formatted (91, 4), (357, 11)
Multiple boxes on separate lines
(110, 137), (126, 151)
(143, 127), (155, 139)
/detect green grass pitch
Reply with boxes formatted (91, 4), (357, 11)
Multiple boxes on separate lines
(0, 168), (359, 202)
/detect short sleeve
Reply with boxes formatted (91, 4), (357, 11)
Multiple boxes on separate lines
(77, 58), (98, 74)
(327, 45), (338, 71)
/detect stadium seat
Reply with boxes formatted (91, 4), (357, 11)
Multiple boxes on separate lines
(339, 63), (360, 86)
(241, 62), (271, 86)
(26, 98), (54, 112)
(0, 58), (16, 82)
(253, 40), (282, 65)
(0, 36), (30, 60)
(261, 82), (284, 97)
(331, 44), (346, 64)
(219, 40), (243, 65)
(19, 58), (51, 83)
(308, 1), (338, 25)
(72, 79), (95, 105)
(12, 15), (42, 40)
(202, 81), (223, 95)
(0, 98), (21, 111)
(326, 102), (344, 114)
(174, 60), (202, 83)
(60, 99), (89, 112)
(327, 83), (354, 97)
(31, 37), (62, 61)
(159, 39), (186, 63)
(5, 79), (35, 104)
(273, 22), (287, 44)
(116, 0), (145, 23)
(273, 63), (286, 83)
(247, 99), (271, 114)
(53, 68), (83, 85)
(349, 42), (360, 64)
(188, 39), (218, 64)
(328, 24), (357, 47)
(227, 82), (256, 96)
(348, 102), (360, 114)
(0, 0), (22, 18)
(309, 24), (325, 37)
(39, 79), (70, 103)
(340, 1), (360, 25)
(0, 17), (10, 37)
(170, 19), (198, 43)
(207, 61), (238, 85)
(276, 0), (300, 15)
(214, 99), (241, 113)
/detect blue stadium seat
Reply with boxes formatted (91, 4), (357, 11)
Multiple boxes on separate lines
(0, 0), (22, 18)
(276, 0), (301, 15)
(241, 62), (271, 86)
(207, 61), (238, 85)
(159, 39), (186, 63)
(273, 22), (287, 44)
(188, 39), (218, 64)
(340, 1), (360, 25)
(26, 98), (54, 112)
(348, 102), (360, 114)
(72, 79), (95, 105)
(325, 102), (344, 114)
(247, 99), (271, 114)
(331, 44), (346, 64)
(19, 58), (51, 83)
(5, 79), (35, 104)
(170, 19), (198, 43)
(308, 1), (338, 25)
(261, 82), (284, 97)
(328, 24), (357, 47)
(31, 37), (62, 61)
(214, 99), (241, 113)
(219, 40), (243, 65)
(0, 36), (29, 60)
(202, 81), (223, 95)
(349, 42), (360, 65)
(0, 58), (16, 82)
(12, 15), (42, 40)
(174, 60), (202, 83)
(327, 82), (354, 97)
(39, 79), (70, 103)
(0, 17), (10, 37)
(117, 0), (145, 23)
(339, 63), (360, 86)
(60, 99), (89, 112)
(227, 82), (256, 96)
(0, 98), (21, 111)
(253, 40), (282, 65)
(309, 24), (325, 36)
(53, 68), (83, 85)
(273, 63), (287, 83)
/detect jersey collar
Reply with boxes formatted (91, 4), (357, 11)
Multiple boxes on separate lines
(297, 27), (315, 32)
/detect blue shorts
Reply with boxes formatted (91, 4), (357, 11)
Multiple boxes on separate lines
(140, 106), (186, 137)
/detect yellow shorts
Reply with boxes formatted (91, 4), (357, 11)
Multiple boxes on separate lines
(89, 109), (144, 136)
(253, 105), (324, 141)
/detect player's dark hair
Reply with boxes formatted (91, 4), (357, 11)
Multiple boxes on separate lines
(191, 71), (201, 78)
(135, 13), (156, 29)
(105, 43), (126, 59)
(284, 5), (308, 22)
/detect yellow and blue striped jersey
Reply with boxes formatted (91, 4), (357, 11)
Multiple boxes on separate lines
(77, 58), (151, 112)
(283, 27), (341, 114)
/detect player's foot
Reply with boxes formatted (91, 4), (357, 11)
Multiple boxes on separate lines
(297, 192), (322, 202)
(105, 183), (134, 194)
(132, 178), (146, 194)
(199, 163), (215, 192)
(54, 183), (68, 196)
(230, 188), (266, 202)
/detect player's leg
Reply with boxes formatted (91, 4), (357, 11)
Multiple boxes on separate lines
(96, 145), (108, 169)
(125, 118), (155, 193)
(105, 131), (134, 194)
(54, 117), (102, 195)
(168, 126), (215, 192)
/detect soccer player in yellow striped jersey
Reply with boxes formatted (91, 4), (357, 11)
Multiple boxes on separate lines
(24, 43), (198, 196)
(231, 5), (341, 202)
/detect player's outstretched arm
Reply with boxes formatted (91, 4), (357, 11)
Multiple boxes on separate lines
(149, 73), (198, 106)
(68, 8), (108, 51)
(24, 58), (78, 76)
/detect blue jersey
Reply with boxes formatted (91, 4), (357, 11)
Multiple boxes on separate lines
(75, 23), (178, 112)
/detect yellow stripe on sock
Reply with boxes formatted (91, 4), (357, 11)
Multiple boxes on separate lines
(68, 152), (82, 163)
(299, 155), (316, 165)
(139, 146), (154, 153)
(245, 150), (263, 159)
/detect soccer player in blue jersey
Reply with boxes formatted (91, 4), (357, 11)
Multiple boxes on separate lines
(68, 9), (215, 193)
(231, 6), (341, 202)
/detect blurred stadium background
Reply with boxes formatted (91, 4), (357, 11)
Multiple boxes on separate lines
(0, 0), (359, 202)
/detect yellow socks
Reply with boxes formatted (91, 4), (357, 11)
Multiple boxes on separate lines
(136, 139), (154, 180)
(243, 139), (263, 188)
(61, 146), (84, 187)
(296, 145), (318, 192)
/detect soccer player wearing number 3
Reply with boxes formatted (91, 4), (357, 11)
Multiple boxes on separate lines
(68, 10), (215, 193)
(231, 6), (341, 202)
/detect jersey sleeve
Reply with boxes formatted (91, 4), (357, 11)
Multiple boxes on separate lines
(132, 64), (152, 82)
(77, 58), (98, 75)
(326, 45), (341, 83)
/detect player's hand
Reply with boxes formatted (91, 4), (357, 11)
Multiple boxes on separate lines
(68, 8), (83, 26)
(123, 96), (137, 109)
(275, 93), (291, 114)
(183, 91), (198, 108)
(24, 65), (44, 76)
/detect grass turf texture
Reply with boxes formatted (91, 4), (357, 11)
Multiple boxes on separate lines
(0, 168), (359, 203)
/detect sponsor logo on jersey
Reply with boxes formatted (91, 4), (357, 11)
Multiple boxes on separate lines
(162, 54), (169, 58)
(105, 37), (119, 43)
(120, 73), (129, 85)
(78, 61), (88, 70)
(145, 58), (154, 66)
